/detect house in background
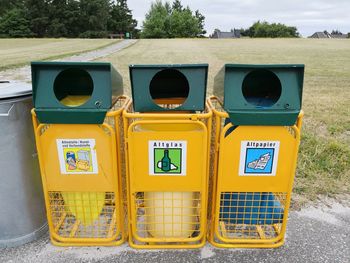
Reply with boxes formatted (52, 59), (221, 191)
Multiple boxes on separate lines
(309, 31), (331, 38)
(309, 31), (348, 39)
(330, 32), (349, 39)
(210, 29), (241, 38)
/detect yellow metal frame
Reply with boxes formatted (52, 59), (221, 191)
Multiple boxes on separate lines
(123, 100), (212, 249)
(32, 96), (130, 246)
(207, 96), (304, 248)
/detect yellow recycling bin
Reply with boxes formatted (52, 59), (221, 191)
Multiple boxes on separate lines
(123, 104), (212, 248)
(208, 64), (305, 248)
(31, 62), (128, 246)
(208, 97), (303, 248)
(125, 64), (211, 248)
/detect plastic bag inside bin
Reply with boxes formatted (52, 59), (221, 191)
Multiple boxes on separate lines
(220, 192), (284, 225)
(242, 69), (282, 108)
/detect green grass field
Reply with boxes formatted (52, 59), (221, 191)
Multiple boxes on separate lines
(102, 39), (350, 204)
(0, 38), (119, 70)
(0, 38), (349, 204)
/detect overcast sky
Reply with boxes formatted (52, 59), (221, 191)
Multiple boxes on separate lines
(127, 0), (350, 37)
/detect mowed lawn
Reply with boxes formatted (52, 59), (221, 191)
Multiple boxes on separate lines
(0, 38), (119, 70)
(102, 39), (350, 203)
(0, 38), (348, 204)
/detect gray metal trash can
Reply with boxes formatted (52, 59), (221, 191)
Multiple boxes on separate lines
(0, 81), (47, 248)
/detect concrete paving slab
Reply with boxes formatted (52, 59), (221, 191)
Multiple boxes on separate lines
(1, 202), (349, 263)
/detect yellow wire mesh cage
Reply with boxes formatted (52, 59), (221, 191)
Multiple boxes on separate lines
(207, 97), (303, 248)
(218, 192), (287, 240)
(135, 192), (201, 239)
(32, 96), (129, 246)
(48, 191), (118, 239)
(123, 101), (212, 248)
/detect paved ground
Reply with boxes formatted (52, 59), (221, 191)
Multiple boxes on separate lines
(1, 202), (349, 263)
(0, 39), (137, 82)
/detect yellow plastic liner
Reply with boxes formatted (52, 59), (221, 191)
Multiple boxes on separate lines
(60, 95), (90, 107)
(62, 192), (105, 226)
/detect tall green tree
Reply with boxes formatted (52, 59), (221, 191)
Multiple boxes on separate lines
(242, 21), (299, 38)
(47, 0), (69, 37)
(79, 0), (110, 37)
(169, 6), (200, 38)
(108, 0), (137, 35)
(65, 0), (83, 37)
(195, 9), (206, 37)
(0, 0), (23, 16)
(26, 0), (50, 37)
(142, 0), (205, 38)
(0, 7), (32, 37)
(171, 0), (182, 11)
(0, 0), (138, 38)
(141, 0), (171, 38)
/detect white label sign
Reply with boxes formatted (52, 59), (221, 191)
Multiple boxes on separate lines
(148, 140), (187, 176)
(56, 139), (98, 174)
(239, 141), (280, 176)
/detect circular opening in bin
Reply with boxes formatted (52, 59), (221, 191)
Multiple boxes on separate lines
(54, 68), (93, 107)
(242, 69), (281, 107)
(149, 69), (189, 108)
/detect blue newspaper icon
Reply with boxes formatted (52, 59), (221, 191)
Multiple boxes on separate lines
(245, 148), (274, 174)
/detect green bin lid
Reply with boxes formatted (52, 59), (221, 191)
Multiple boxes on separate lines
(31, 61), (123, 124)
(214, 64), (304, 126)
(129, 64), (208, 112)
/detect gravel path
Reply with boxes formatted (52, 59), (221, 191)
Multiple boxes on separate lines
(0, 39), (137, 82)
(0, 201), (349, 263)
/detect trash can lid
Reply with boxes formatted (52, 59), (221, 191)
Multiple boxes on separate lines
(0, 81), (32, 100)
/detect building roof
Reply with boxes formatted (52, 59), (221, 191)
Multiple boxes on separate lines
(309, 31), (348, 39)
(309, 32), (330, 38)
(330, 34), (348, 39)
(211, 29), (241, 38)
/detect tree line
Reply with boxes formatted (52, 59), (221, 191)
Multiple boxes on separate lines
(0, 0), (303, 38)
(241, 21), (300, 38)
(0, 0), (138, 38)
(141, 0), (206, 38)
